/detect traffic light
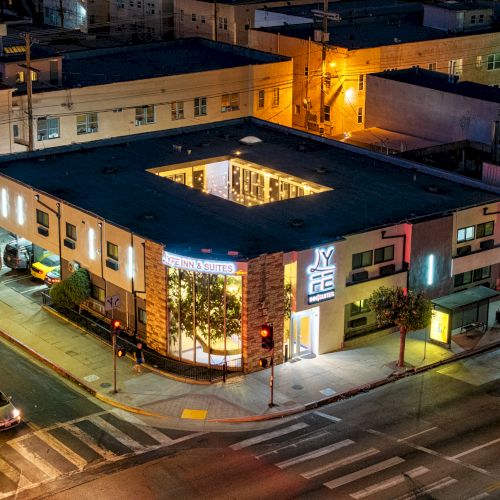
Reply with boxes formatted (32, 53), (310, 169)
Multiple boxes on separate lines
(116, 346), (126, 358)
(260, 324), (274, 350)
(111, 319), (120, 334)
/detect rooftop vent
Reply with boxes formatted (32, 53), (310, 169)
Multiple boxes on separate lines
(289, 218), (305, 228)
(239, 136), (262, 145)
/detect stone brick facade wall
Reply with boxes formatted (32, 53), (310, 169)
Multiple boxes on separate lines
(242, 252), (284, 373)
(144, 241), (168, 355)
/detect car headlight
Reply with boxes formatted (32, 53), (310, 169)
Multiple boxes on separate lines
(12, 408), (20, 418)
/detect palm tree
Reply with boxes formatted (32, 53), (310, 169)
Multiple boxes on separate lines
(368, 286), (432, 368)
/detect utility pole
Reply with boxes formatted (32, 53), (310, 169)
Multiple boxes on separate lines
(319, 0), (329, 127)
(23, 33), (34, 152)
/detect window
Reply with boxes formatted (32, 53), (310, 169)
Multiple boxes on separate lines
(304, 66), (309, 76)
(218, 17), (228, 30)
(221, 93), (239, 112)
(487, 53), (500, 71)
(16, 71), (25, 83)
(455, 266), (490, 287)
(295, 104), (301, 115)
(37, 117), (60, 140)
(479, 14), (484, 23)
(138, 307), (147, 324)
(180, 9), (184, 20)
(13, 124), (19, 138)
(476, 221), (494, 238)
(258, 90), (264, 108)
(272, 88), (279, 107)
(107, 241), (119, 261)
(36, 209), (49, 228)
(76, 113), (98, 134)
(476, 55), (483, 68)
(428, 62), (437, 71)
(352, 250), (373, 269)
(357, 107), (363, 124)
(201, 15), (206, 23)
(171, 101), (184, 120)
(374, 245), (394, 264)
(91, 284), (105, 302)
(324, 105), (331, 122)
(358, 74), (365, 91)
(135, 105), (155, 125)
(66, 222), (77, 241)
(50, 60), (58, 85)
(191, 13), (196, 21)
(242, 168), (264, 201)
(30, 70), (38, 82)
(324, 72), (331, 89)
(194, 97), (207, 117)
(457, 225), (475, 243)
(448, 59), (463, 76)
(350, 299), (370, 316)
(471, 14), (476, 24)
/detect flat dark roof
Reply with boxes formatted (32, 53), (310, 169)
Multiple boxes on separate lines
(1, 119), (498, 260)
(432, 1), (492, 11)
(61, 38), (289, 88)
(372, 67), (500, 104)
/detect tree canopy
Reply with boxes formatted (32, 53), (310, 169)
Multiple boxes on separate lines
(50, 267), (91, 309)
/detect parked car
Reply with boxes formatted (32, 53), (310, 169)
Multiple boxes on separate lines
(44, 266), (61, 287)
(3, 238), (34, 270)
(31, 254), (60, 281)
(0, 391), (21, 431)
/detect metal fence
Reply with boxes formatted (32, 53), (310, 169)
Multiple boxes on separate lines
(41, 293), (242, 382)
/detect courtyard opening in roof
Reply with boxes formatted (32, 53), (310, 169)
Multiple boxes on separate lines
(149, 157), (331, 207)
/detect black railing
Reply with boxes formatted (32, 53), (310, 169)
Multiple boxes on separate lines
(41, 295), (242, 382)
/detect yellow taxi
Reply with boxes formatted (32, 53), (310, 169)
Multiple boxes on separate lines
(31, 253), (61, 281)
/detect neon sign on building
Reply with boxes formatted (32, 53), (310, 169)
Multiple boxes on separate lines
(163, 251), (246, 276)
(307, 246), (336, 304)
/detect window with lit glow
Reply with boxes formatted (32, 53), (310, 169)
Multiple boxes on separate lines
(457, 225), (475, 243)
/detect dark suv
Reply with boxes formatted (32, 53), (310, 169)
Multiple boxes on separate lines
(3, 238), (34, 270)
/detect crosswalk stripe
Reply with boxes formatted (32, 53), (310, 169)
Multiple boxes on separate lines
(109, 409), (174, 445)
(349, 466), (429, 499)
(33, 430), (88, 470)
(7, 441), (60, 480)
(302, 448), (380, 479)
(314, 411), (342, 422)
(324, 456), (405, 490)
(230, 422), (309, 451)
(395, 476), (458, 500)
(255, 430), (331, 459)
(276, 439), (354, 469)
(0, 457), (32, 491)
(64, 424), (117, 461)
(88, 416), (146, 453)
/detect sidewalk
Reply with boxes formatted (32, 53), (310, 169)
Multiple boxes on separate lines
(1, 282), (499, 431)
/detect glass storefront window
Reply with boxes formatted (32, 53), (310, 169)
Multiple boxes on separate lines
(167, 268), (242, 366)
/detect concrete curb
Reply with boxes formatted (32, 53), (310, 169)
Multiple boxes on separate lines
(0, 328), (168, 419)
(208, 340), (500, 423)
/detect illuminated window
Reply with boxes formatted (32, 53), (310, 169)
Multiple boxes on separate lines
(457, 225), (475, 243)
(91, 284), (105, 302)
(37, 117), (59, 140)
(272, 88), (279, 107)
(487, 53), (500, 70)
(171, 101), (184, 120)
(66, 222), (77, 241)
(258, 90), (264, 108)
(324, 105), (331, 122)
(358, 74), (365, 91)
(374, 245), (394, 264)
(448, 59), (463, 76)
(357, 107), (364, 124)
(428, 62), (437, 71)
(107, 241), (119, 261)
(36, 209), (49, 228)
(135, 105), (155, 125)
(476, 221), (494, 238)
(194, 97), (206, 117)
(30, 70), (38, 82)
(350, 299), (370, 316)
(76, 113), (98, 134)
(221, 93), (239, 112)
(352, 250), (373, 269)
(16, 71), (25, 83)
(138, 308), (147, 324)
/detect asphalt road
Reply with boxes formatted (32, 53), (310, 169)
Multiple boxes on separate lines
(29, 348), (500, 500)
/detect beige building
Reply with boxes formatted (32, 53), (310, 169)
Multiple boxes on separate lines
(248, 2), (500, 137)
(0, 39), (292, 155)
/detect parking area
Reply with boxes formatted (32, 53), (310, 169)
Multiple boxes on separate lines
(0, 229), (59, 303)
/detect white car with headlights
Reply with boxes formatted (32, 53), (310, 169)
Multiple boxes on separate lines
(0, 391), (21, 430)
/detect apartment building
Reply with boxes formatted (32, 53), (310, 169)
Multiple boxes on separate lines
(43, 0), (110, 31)
(1, 119), (499, 373)
(0, 38), (292, 154)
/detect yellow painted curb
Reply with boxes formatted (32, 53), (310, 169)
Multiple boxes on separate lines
(95, 392), (170, 419)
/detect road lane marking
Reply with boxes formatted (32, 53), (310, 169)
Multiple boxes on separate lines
(314, 411), (342, 422)
(89, 415), (145, 453)
(255, 430), (330, 459)
(276, 439), (354, 469)
(302, 448), (379, 479)
(468, 494), (490, 499)
(395, 476), (457, 500)
(32, 429), (88, 470)
(0, 457), (32, 490)
(452, 437), (500, 459)
(324, 456), (405, 490)
(6, 441), (60, 479)
(64, 423), (117, 461)
(350, 466), (429, 499)
(230, 422), (309, 450)
(398, 427), (438, 442)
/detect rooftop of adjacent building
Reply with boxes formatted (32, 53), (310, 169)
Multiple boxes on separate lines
(432, 0), (493, 11)
(1, 119), (498, 260)
(371, 67), (500, 104)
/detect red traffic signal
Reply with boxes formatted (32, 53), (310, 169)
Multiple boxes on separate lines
(260, 324), (274, 350)
(111, 319), (121, 333)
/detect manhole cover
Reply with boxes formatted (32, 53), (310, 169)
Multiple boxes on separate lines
(292, 384), (303, 390)
(100, 382), (112, 388)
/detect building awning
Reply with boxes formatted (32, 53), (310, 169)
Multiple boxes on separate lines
(432, 285), (500, 312)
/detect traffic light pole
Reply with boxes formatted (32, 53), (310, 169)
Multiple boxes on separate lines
(269, 344), (275, 408)
(112, 331), (117, 393)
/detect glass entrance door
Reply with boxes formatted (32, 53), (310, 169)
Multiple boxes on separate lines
(290, 310), (313, 358)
